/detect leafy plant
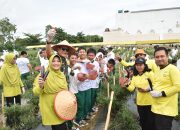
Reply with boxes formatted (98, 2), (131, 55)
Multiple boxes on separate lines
(0, 126), (11, 130)
(4, 105), (22, 128)
(96, 81), (110, 107)
(22, 89), (39, 114)
(4, 104), (40, 130)
(109, 103), (140, 130)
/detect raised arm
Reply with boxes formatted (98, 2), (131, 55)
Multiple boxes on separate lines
(46, 43), (52, 59)
(46, 28), (56, 59)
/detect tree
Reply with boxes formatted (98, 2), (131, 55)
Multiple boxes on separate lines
(0, 17), (16, 45)
(45, 25), (103, 44)
(54, 27), (68, 43)
(45, 25), (68, 43)
(15, 33), (43, 49)
(86, 35), (103, 42)
(76, 32), (86, 42)
(23, 33), (43, 45)
(67, 34), (77, 43)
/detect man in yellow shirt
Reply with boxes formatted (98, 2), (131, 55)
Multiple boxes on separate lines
(116, 49), (159, 73)
(150, 47), (180, 130)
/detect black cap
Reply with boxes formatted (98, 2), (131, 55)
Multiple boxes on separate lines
(135, 57), (145, 64)
(108, 47), (113, 50)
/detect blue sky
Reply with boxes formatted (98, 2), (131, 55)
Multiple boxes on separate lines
(0, 0), (180, 37)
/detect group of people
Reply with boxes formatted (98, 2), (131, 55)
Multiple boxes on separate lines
(118, 47), (180, 130)
(35, 28), (116, 130)
(0, 27), (180, 130)
(0, 28), (116, 130)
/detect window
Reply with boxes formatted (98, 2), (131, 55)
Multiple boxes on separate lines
(150, 29), (155, 34)
(137, 30), (142, 34)
(176, 21), (180, 28)
(168, 29), (173, 33)
(105, 28), (110, 32)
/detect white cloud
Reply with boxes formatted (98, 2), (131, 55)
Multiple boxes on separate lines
(0, 0), (180, 37)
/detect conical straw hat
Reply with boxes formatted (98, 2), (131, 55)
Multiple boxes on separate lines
(52, 40), (76, 57)
(54, 90), (77, 120)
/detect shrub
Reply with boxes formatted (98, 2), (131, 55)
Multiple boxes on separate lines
(22, 89), (39, 114)
(109, 103), (140, 130)
(96, 81), (110, 107)
(4, 104), (40, 130)
(0, 127), (11, 130)
(4, 105), (22, 128)
(96, 73), (140, 129)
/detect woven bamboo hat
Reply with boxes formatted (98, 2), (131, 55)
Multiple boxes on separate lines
(52, 40), (76, 57)
(54, 90), (77, 120)
(135, 49), (146, 57)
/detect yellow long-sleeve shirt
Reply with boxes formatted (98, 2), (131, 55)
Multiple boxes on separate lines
(151, 64), (180, 117)
(33, 75), (66, 125)
(120, 59), (159, 73)
(0, 68), (24, 97)
(127, 71), (154, 106)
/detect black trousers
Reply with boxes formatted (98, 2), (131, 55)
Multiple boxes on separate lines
(5, 95), (21, 107)
(137, 105), (155, 130)
(153, 113), (174, 130)
(51, 122), (68, 130)
(5, 95), (21, 127)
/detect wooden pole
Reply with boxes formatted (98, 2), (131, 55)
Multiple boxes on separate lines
(2, 92), (5, 127)
(107, 82), (110, 98)
(104, 91), (114, 130)
(2, 93), (4, 113)
(118, 65), (121, 77)
(113, 76), (115, 85)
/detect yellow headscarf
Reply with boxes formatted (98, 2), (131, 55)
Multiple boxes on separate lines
(0, 53), (21, 86)
(43, 55), (68, 94)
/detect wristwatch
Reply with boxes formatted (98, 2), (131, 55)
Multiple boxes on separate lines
(161, 91), (166, 97)
(46, 40), (52, 44)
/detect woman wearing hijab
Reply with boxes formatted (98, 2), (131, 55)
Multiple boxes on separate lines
(33, 55), (68, 130)
(122, 57), (155, 130)
(0, 53), (24, 107)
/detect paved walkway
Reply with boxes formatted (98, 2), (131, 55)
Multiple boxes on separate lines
(33, 124), (51, 130)
(127, 94), (180, 130)
(34, 107), (107, 130)
(93, 107), (107, 130)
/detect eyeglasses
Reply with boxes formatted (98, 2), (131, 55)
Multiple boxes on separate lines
(61, 47), (69, 52)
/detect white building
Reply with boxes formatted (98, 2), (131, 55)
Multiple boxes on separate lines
(103, 7), (180, 42)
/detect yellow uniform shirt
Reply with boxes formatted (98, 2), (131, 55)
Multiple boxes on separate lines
(33, 55), (68, 125)
(152, 64), (180, 116)
(33, 75), (66, 125)
(0, 66), (23, 97)
(127, 71), (154, 106)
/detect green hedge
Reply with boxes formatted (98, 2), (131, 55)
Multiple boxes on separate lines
(96, 73), (140, 130)
(4, 104), (40, 130)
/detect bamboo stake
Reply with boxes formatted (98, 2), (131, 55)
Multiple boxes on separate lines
(104, 91), (114, 130)
(113, 76), (115, 85)
(107, 82), (110, 98)
(118, 65), (121, 77)
(2, 92), (5, 127)
(2, 93), (4, 113)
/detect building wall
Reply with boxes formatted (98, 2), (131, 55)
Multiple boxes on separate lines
(103, 7), (180, 42)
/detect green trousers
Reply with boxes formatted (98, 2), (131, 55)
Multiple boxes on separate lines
(21, 72), (30, 80)
(76, 91), (85, 122)
(84, 89), (91, 116)
(76, 89), (91, 122)
(91, 88), (98, 110)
